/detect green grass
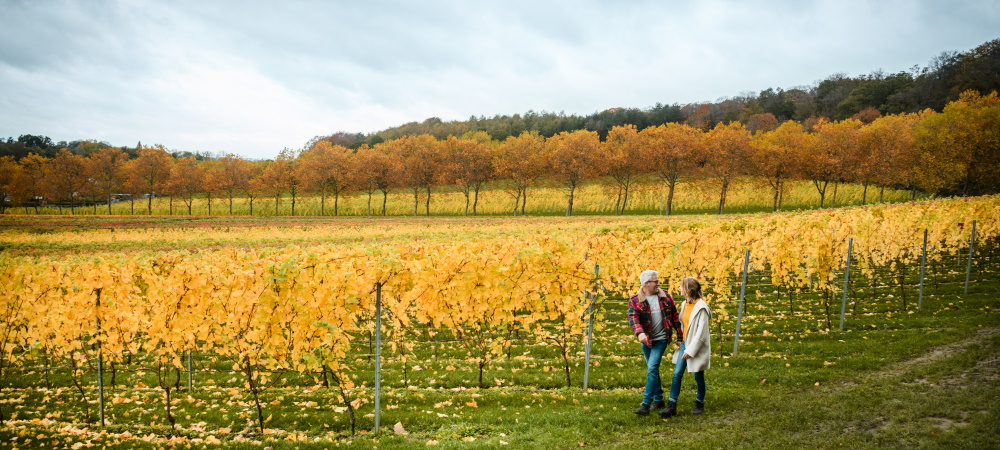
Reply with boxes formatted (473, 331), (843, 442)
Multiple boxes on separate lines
(1, 247), (998, 448)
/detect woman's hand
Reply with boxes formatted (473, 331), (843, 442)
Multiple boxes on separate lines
(681, 353), (691, 360)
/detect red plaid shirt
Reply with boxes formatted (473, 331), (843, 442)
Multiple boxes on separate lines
(627, 290), (683, 343)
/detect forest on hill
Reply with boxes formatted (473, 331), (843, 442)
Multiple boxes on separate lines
(308, 38), (1000, 147)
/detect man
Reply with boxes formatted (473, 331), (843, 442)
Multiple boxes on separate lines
(627, 270), (683, 416)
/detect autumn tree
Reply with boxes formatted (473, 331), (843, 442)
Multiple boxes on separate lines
(746, 112), (779, 134)
(546, 129), (600, 216)
(128, 145), (173, 214)
(441, 134), (494, 216)
(494, 131), (546, 215)
(169, 156), (205, 215)
(913, 90), (1000, 195)
(260, 149), (302, 216)
(703, 122), (751, 214)
(352, 145), (380, 216)
(201, 159), (221, 215)
(16, 153), (50, 213)
(87, 148), (129, 214)
(642, 123), (702, 215)
(860, 113), (924, 202)
(0, 156), (18, 214)
(357, 143), (396, 215)
(603, 125), (650, 214)
(215, 154), (250, 215)
(750, 121), (806, 211)
(394, 135), (442, 216)
(299, 141), (355, 216)
(246, 160), (268, 216)
(809, 119), (862, 207)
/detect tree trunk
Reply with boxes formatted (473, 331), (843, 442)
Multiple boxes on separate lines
(566, 183), (575, 216)
(717, 179), (729, 215)
(244, 359), (266, 434)
(666, 181), (676, 215)
(425, 186), (432, 216)
(562, 345), (572, 387)
(473, 186), (481, 216)
(772, 179), (781, 212)
(382, 190), (388, 216)
(862, 182), (869, 205)
(815, 180), (827, 208)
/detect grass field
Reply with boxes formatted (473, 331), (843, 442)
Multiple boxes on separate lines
(0, 205), (997, 449)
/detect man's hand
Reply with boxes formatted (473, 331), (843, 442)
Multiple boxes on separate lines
(638, 333), (651, 346)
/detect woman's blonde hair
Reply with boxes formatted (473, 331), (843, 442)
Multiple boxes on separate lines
(681, 277), (703, 300)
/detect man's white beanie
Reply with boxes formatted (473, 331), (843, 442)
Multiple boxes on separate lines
(640, 270), (658, 286)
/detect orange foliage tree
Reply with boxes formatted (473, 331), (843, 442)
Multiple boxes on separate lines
(751, 121), (806, 211)
(216, 154), (250, 215)
(47, 149), (91, 214)
(87, 148), (129, 214)
(603, 125), (646, 215)
(442, 134), (494, 215)
(546, 129), (600, 216)
(495, 131), (546, 215)
(127, 145), (173, 214)
(642, 123), (702, 215)
(703, 122), (751, 214)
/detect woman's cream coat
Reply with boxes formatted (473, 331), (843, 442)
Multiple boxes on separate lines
(675, 299), (711, 372)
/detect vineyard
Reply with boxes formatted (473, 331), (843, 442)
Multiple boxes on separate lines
(0, 195), (999, 448)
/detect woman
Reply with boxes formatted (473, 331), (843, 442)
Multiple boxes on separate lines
(662, 276), (711, 418)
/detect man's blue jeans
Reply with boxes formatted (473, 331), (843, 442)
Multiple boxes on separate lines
(640, 339), (668, 405)
(669, 341), (706, 403)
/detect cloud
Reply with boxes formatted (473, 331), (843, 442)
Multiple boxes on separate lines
(0, 0), (997, 159)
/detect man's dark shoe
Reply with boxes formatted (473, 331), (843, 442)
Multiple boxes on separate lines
(651, 400), (665, 410)
(634, 403), (651, 416)
(658, 401), (677, 418)
(691, 401), (705, 415)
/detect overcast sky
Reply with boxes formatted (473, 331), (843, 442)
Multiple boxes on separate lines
(1, 0), (998, 160)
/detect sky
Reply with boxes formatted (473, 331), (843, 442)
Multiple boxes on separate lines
(1, 0), (998, 160)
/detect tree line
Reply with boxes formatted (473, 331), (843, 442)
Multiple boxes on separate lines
(310, 39), (1000, 147)
(2, 90), (997, 217)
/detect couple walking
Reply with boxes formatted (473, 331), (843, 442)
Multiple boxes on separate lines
(627, 270), (711, 418)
